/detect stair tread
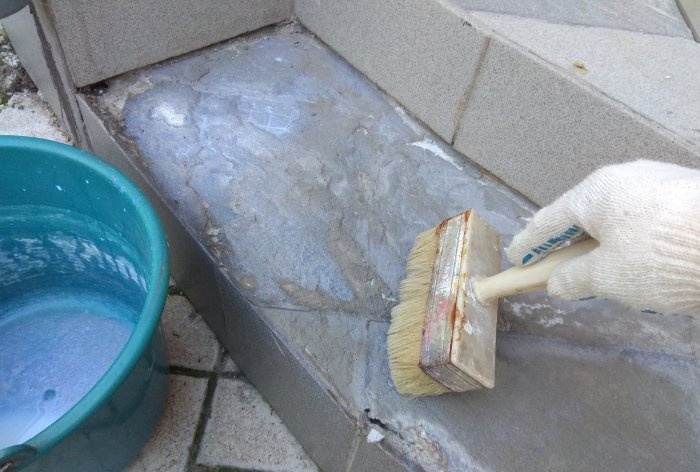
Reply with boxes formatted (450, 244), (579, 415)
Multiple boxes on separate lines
(94, 28), (699, 472)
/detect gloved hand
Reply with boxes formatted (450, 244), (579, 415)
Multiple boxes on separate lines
(506, 160), (700, 315)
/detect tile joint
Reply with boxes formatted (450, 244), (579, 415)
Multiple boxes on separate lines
(451, 34), (492, 146)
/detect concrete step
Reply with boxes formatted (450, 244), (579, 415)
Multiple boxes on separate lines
(76, 25), (699, 472)
(295, 0), (700, 205)
(6, 0), (700, 206)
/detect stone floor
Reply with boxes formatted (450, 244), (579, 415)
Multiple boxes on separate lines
(0, 43), (318, 471)
(126, 291), (318, 472)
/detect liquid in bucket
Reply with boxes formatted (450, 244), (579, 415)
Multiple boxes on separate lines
(0, 205), (147, 448)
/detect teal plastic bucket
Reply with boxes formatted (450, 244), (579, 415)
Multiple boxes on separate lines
(0, 136), (169, 471)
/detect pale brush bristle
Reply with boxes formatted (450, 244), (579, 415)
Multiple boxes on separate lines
(388, 227), (452, 396)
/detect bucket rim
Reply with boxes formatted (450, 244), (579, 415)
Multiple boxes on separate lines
(0, 136), (170, 460)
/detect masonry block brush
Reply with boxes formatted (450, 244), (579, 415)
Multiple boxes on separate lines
(387, 210), (597, 396)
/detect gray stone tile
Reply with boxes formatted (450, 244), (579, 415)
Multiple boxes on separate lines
(295, 0), (488, 142)
(46, 0), (292, 86)
(197, 378), (319, 472)
(467, 11), (700, 148)
(449, 0), (693, 38)
(259, 307), (371, 408)
(453, 36), (700, 205)
(125, 375), (208, 472)
(162, 294), (220, 371)
(362, 322), (700, 472)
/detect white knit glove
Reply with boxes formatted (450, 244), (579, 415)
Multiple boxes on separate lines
(506, 160), (700, 315)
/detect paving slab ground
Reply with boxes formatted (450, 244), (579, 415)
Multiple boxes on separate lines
(125, 290), (318, 472)
(0, 33), (318, 471)
(86, 25), (699, 472)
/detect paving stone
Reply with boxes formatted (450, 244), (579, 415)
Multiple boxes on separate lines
(197, 378), (319, 472)
(453, 36), (699, 205)
(449, 0), (692, 38)
(125, 375), (208, 472)
(162, 293), (221, 371)
(466, 11), (700, 149)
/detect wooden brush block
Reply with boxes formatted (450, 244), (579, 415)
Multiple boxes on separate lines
(419, 210), (502, 391)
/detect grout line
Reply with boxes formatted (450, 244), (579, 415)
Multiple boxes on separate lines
(185, 373), (219, 472)
(169, 365), (216, 378)
(186, 346), (241, 472)
(451, 35), (491, 146)
(190, 464), (256, 472)
(185, 348), (229, 472)
(28, 2), (82, 144)
(185, 348), (254, 472)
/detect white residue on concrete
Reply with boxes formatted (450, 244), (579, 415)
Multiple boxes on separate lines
(152, 102), (187, 127)
(504, 300), (567, 328)
(394, 105), (423, 135)
(367, 428), (384, 443)
(540, 316), (564, 328)
(409, 138), (464, 171)
(102, 75), (154, 119)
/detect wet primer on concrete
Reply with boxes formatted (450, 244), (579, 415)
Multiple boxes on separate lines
(97, 28), (699, 471)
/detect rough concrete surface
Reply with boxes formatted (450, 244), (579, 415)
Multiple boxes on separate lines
(0, 24), (33, 102)
(198, 378), (319, 471)
(449, 0), (693, 38)
(46, 0), (292, 86)
(453, 34), (700, 205)
(0, 91), (69, 141)
(125, 375), (208, 472)
(93, 27), (699, 471)
(467, 11), (700, 148)
(161, 294), (220, 371)
(0, 24), (65, 140)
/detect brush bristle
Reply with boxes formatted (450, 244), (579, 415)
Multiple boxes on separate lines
(388, 227), (452, 396)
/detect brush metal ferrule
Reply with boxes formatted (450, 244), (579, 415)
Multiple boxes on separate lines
(419, 210), (502, 391)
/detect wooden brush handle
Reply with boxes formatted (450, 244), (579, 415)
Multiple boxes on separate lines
(473, 238), (598, 303)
